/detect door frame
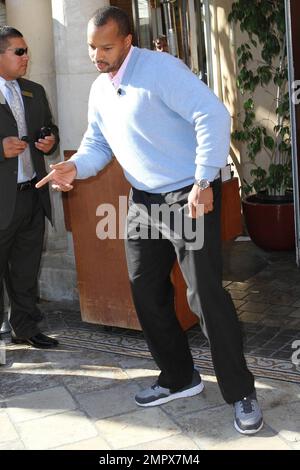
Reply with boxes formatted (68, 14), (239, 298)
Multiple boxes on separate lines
(285, 0), (300, 265)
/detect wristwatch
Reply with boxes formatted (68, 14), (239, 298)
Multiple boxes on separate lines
(195, 178), (211, 190)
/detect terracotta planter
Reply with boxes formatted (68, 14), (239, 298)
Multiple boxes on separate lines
(242, 195), (295, 251)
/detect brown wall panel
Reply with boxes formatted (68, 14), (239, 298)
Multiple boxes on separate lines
(64, 153), (242, 330)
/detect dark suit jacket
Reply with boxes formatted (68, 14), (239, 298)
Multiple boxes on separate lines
(0, 78), (59, 230)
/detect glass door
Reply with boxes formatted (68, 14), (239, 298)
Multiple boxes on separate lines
(132, 0), (213, 86)
(285, 0), (300, 265)
(132, 0), (153, 49)
(0, 1), (6, 26)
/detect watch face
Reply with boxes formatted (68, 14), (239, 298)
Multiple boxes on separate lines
(198, 179), (210, 190)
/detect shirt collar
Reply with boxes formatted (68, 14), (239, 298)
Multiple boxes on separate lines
(0, 76), (7, 91)
(109, 46), (134, 90)
(0, 76), (19, 89)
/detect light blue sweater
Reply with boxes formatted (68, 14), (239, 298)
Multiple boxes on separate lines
(71, 47), (231, 193)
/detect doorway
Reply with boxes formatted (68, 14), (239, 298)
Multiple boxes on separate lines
(285, 0), (300, 266)
(132, 0), (213, 87)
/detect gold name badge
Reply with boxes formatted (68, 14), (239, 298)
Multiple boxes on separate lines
(22, 90), (33, 98)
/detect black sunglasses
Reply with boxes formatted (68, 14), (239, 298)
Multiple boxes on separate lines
(7, 47), (28, 56)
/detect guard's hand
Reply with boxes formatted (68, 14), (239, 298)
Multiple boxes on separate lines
(36, 161), (77, 192)
(35, 134), (56, 153)
(2, 136), (27, 158)
(188, 184), (214, 218)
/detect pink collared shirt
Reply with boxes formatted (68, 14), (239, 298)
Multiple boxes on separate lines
(109, 46), (134, 90)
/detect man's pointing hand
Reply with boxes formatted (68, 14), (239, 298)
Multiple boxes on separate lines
(35, 161), (77, 192)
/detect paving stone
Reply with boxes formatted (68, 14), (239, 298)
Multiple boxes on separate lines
(240, 302), (269, 313)
(227, 282), (251, 291)
(260, 317), (289, 328)
(286, 319), (300, 329)
(227, 290), (249, 300)
(290, 309), (300, 319)
(0, 413), (19, 444)
(0, 365), (61, 398)
(289, 441), (300, 450)
(255, 379), (300, 410)
(45, 349), (124, 369)
(264, 402), (300, 442)
(76, 382), (141, 420)
(6, 386), (77, 423)
(248, 282), (272, 291)
(117, 356), (157, 372)
(0, 440), (25, 450)
(18, 410), (98, 450)
(119, 360), (159, 384)
(243, 293), (271, 303)
(239, 312), (265, 323)
(271, 350), (295, 360)
(62, 367), (128, 395)
(121, 434), (200, 450)
(174, 405), (290, 450)
(162, 375), (224, 417)
(233, 300), (246, 309)
(54, 437), (111, 450)
(268, 293), (295, 306)
(264, 306), (295, 316)
(211, 434), (291, 450)
(95, 408), (180, 449)
(253, 348), (275, 357)
(127, 370), (160, 390)
(222, 281), (232, 288)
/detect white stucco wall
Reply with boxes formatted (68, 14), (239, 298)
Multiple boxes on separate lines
(51, 0), (109, 150)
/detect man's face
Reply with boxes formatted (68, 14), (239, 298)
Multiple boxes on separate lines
(87, 20), (132, 75)
(0, 37), (29, 80)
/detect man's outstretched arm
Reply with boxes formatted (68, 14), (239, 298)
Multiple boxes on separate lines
(35, 161), (77, 192)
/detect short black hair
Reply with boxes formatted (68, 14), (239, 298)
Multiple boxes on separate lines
(91, 6), (131, 37)
(0, 26), (23, 53)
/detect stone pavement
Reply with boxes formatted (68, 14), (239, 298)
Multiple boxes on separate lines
(0, 343), (300, 450)
(0, 241), (300, 450)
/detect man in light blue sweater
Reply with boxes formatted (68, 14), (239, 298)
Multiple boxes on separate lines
(37, 6), (263, 435)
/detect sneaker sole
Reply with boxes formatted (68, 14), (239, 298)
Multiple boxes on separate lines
(135, 381), (204, 407)
(234, 418), (264, 435)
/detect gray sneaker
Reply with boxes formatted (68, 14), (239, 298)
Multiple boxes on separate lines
(234, 391), (263, 435)
(135, 370), (204, 407)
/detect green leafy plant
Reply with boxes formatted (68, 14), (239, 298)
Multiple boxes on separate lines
(228, 0), (292, 197)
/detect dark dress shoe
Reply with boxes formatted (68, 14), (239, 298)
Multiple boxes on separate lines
(11, 332), (59, 348)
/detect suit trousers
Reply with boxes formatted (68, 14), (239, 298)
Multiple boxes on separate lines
(125, 179), (254, 404)
(0, 187), (45, 338)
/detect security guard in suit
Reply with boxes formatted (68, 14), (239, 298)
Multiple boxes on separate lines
(0, 26), (59, 348)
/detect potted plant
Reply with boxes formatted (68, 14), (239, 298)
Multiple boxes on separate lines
(228, 0), (294, 250)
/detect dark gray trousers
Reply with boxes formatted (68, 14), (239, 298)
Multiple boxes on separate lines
(125, 180), (254, 404)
